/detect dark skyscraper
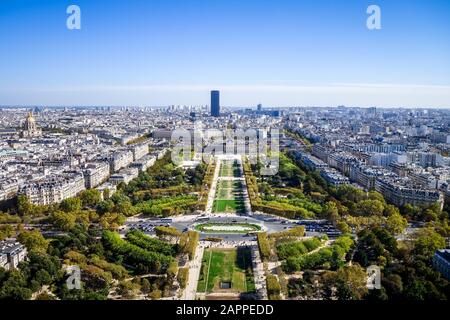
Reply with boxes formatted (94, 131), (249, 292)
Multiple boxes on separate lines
(211, 90), (220, 117)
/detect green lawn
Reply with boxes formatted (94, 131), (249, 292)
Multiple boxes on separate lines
(219, 160), (242, 178)
(219, 162), (233, 177)
(216, 187), (232, 199)
(197, 248), (255, 294)
(218, 180), (234, 189)
(213, 199), (245, 213)
(217, 180), (242, 190)
(214, 160), (245, 213)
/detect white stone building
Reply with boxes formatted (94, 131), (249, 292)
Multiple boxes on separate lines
(19, 172), (86, 205)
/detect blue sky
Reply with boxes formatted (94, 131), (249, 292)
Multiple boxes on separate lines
(1, 0), (450, 107)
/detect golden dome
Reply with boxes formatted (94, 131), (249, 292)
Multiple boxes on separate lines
(27, 112), (35, 122)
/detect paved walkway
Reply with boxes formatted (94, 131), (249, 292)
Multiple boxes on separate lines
(183, 244), (204, 300)
(251, 244), (268, 300)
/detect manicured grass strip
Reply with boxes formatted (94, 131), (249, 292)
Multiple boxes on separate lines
(197, 248), (255, 294)
(219, 160), (241, 177)
(197, 249), (212, 292)
(212, 199), (245, 213)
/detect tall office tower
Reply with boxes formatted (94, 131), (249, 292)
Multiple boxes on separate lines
(211, 90), (220, 117)
(257, 104), (263, 111)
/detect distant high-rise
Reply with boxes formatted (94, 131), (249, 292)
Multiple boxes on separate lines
(211, 90), (220, 117)
(257, 104), (263, 111)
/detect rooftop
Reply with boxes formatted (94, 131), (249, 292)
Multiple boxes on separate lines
(0, 240), (25, 255)
(436, 249), (450, 262)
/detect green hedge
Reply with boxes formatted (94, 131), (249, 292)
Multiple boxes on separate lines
(257, 232), (271, 261)
(269, 226), (305, 239)
(177, 267), (189, 289)
(125, 229), (177, 257)
(178, 231), (199, 260)
(197, 161), (217, 210)
(134, 195), (198, 216)
(155, 226), (182, 238)
(266, 275), (281, 297)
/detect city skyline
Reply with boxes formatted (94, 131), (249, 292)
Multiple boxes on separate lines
(1, 0), (450, 107)
(1, 104), (450, 302)
(1, 0), (450, 306)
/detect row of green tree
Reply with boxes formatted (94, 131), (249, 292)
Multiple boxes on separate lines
(102, 230), (174, 274)
(125, 229), (177, 256)
(134, 195), (198, 216)
(284, 236), (354, 272)
(352, 226), (449, 300)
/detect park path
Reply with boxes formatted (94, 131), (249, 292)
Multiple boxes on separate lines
(251, 244), (268, 300)
(307, 240), (333, 255)
(205, 158), (221, 215)
(183, 244), (204, 300)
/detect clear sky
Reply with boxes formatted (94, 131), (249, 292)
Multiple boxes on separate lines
(1, 0), (450, 107)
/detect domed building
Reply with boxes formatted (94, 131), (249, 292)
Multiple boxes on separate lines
(21, 112), (42, 138)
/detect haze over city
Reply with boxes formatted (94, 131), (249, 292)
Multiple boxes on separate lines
(1, 0), (450, 107)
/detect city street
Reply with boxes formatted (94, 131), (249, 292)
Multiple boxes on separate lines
(123, 213), (338, 240)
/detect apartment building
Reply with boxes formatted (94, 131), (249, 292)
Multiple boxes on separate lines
(19, 172), (86, 205)
(129, 154), (156, 172)
(96, 182), (117, 199)
(433, 249), (450, 281)
(109, 167), (139, 186)
(0, 253), (8, 270)
(0, 240), (28, 270)
(312, 144), (330, 164)
(320, 168), (350, 186)
(129, 143), (149, 161)
(0, 178), (19, 201)
(375, 178), (444, 209)
(108, 150), (134, 173)
(83, 162), (110, 189)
